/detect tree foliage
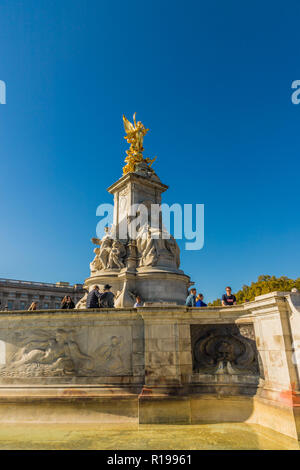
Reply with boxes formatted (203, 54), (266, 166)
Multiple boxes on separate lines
(208, 275), (300, 306)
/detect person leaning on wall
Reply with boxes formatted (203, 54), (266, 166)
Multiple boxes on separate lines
(61, 296), (75, 309)
(99, 284), (115, 308)
(86, 285), (101, 308)
(221, 286), (237, 306)
(134, 295), (143, 307)
(28, 301), (38, 311)
(196, 293), (207, 307)
(185, 288), (197, 307)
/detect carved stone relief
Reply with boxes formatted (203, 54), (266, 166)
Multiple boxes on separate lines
(191, 323), (260, 376)
(0, 326), (133, 378)
(136, 225), (180, 269)
(90, 228), (127, 272)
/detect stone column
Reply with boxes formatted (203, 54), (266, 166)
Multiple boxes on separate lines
(245, 292), (300, 438)
(138, 308), (191, 424)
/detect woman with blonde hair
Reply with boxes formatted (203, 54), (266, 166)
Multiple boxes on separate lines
(60, 296), (68, 309)
(195, 293), (207, 307)
(28, 301), (37, 311)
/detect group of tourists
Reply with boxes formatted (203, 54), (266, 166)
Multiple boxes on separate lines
(185, 286), (237, 307)
(185, 289), (207, 307)
(24, 285), (237, 311)
(86, 284), (115, 309)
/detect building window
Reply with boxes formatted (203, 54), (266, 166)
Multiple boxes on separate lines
(44, 303), (49, 309)
(7, 301), (13, 310)
(20, 302), (26, 310)
(55, 303), (60, 309)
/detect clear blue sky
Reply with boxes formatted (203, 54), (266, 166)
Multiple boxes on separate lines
(1, 0), (300, 302)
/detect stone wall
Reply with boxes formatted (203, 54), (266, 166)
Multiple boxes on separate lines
(0, 292), (299, 439)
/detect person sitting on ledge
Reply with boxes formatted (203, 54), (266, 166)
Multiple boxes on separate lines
(196, 293), (207, 307)
(28, 301), (38, 311)
(222, 286), (237, 307)
(185, 288), (197, 307)
(99, 284), (115, 308)
(86, 285), (101, 308)
(134, 295), (143, 307)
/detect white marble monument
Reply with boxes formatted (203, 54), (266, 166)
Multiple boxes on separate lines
(77, 114), (192, 307)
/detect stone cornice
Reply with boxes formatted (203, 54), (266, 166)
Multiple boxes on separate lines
(107, 172), (168, 195)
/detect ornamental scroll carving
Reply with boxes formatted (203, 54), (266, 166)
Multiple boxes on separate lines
(191, 323), (260, 376)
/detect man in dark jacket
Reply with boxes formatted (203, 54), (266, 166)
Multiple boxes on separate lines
(99, 284), (115, 308)
(222, 286), (237, 306)
(86, 285), (101, 308)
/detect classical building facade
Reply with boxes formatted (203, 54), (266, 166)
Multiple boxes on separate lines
(0, 278), (85, 311)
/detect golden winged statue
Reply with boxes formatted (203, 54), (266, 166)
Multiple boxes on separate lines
(122, 113), (157, 174)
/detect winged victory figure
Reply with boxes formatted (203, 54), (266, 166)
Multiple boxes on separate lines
(122, 113), (156, 174)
